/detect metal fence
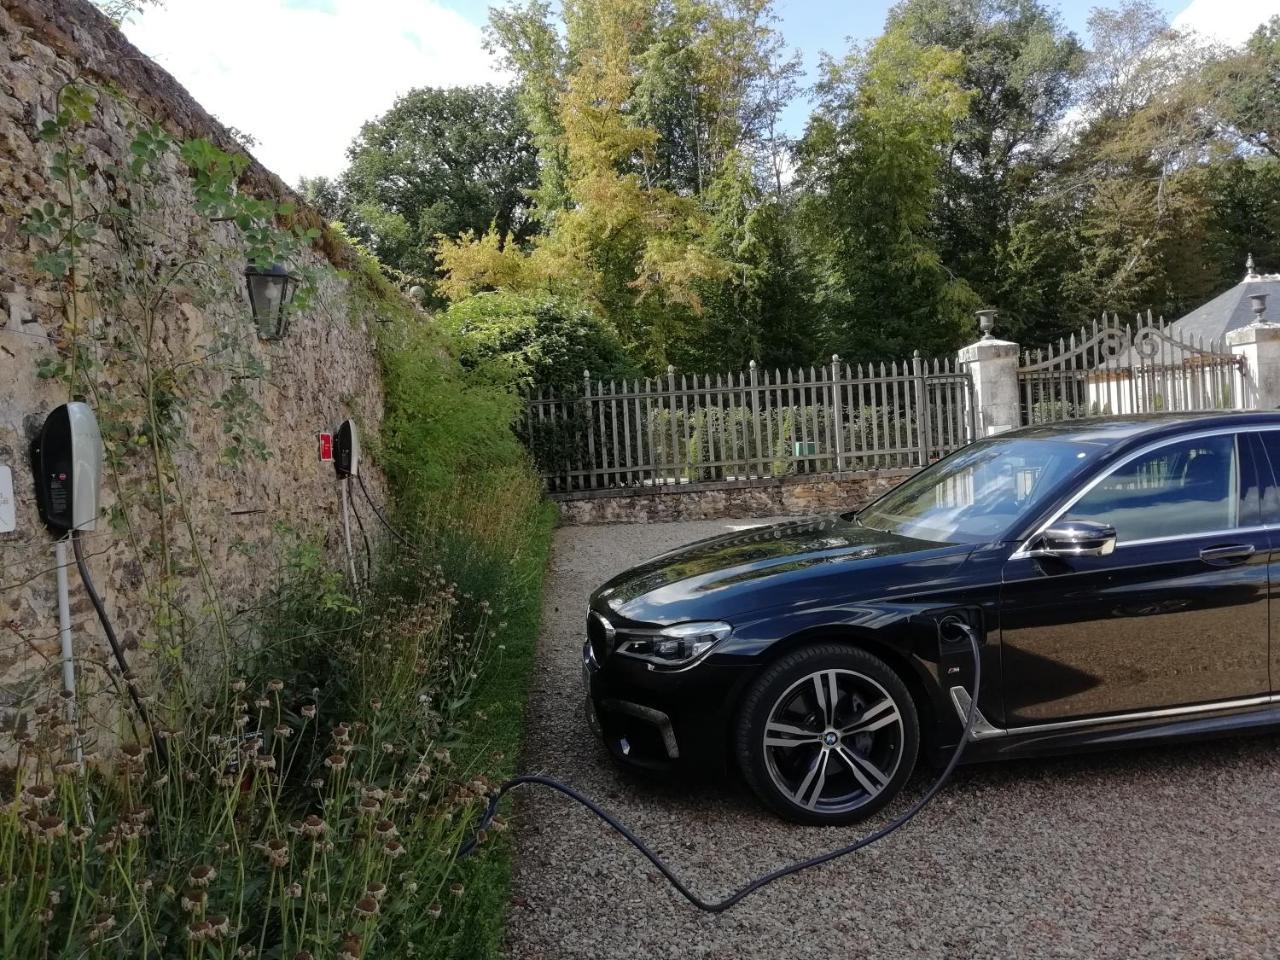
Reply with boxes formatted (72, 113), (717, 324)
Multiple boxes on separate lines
(1018, 313), (1246, 426)
(520, 354), (975, 494)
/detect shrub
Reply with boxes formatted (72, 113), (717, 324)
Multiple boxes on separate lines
(442, 292), (638, 391)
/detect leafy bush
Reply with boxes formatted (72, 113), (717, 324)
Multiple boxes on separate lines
(442, 292), (637, 390)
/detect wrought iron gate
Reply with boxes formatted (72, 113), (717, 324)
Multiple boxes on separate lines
(1017, 313), (1246, 426)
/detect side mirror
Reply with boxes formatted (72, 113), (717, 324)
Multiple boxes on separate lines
(1028, 519), (1117, 558)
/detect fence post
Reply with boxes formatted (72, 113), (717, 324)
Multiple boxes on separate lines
(911, 350), (931, 466)
(1227, 293), (1280, 410)
(582, 369), (596, 489)
(830, 353), (844, 473)
(958, 310), (1021, 436)
(749, 361), (764, 479)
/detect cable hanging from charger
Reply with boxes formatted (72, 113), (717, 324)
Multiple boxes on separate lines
(71, 529), (168, 765)
(458, 622), (982, 914)
(357, 472), (417, 551)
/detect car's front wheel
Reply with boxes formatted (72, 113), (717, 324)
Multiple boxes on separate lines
(735, 643), (919, 825)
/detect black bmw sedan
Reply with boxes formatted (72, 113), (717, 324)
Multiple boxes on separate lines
(583, 412), (1280, 825)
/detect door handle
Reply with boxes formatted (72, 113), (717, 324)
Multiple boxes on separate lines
(1199, 544), (1255, 566)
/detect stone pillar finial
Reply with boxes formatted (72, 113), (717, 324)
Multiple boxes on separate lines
(976, 308), (997, 340)
(1246, 253), (1258, 280)
(1250, 292), (1269, 327)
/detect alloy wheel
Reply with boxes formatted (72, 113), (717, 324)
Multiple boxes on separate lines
(761, 668), (904, 815)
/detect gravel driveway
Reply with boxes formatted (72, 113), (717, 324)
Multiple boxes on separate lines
(504, 517), (1280, 960)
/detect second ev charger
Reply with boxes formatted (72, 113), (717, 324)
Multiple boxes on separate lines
(334, 419), (362, 584)
(30, 402), (104, 772)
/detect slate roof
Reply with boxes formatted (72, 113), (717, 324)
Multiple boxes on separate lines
(1168, 257), (1280, 344)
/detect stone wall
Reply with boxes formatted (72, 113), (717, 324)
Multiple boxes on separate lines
(0, 0), (396, 720)
(554, 469), (914, 524)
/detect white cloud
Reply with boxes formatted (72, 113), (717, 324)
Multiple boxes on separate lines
(1171, 0), (1276, 48)
(121, 0), (507, 185)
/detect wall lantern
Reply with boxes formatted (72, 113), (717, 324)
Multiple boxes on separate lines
(245, 264), (298, 340)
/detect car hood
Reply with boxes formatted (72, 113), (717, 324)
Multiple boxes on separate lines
(593, 515), (975, 624)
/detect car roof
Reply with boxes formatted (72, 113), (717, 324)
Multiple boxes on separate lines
(1003, 411), (1280, 445)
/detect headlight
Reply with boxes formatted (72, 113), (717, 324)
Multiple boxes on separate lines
(614, 621), (732, 668)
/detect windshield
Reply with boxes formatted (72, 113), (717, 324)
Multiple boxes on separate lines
(854, 436), (1103, 544)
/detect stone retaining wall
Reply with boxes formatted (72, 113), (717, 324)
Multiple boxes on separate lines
(554, 469), (914, 524)
(0, 0), (395, 722)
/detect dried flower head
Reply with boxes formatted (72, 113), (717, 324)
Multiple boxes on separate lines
(230, 679), (247, 693)
(31, 815), (67, 841)
(449, 882), (465, 898)
(366, 881), (386, 902)
(21, 783), (56, 809)
(286, 882), (303, 899)
(254, 753), (276, 771)
(300, 704), (317, 719)
(88, 912), (115, 942)
(180, 889), (208, 913)
(373, 819), (398, 840)
(273, 724), (293, 739)
(188, 864), (217, 887)
(187, 919), (212, 942)
(369, 698), (382, 712)
(382, 839), (406, 859)
(70, 824), (92, 845)
(119, 742), (149, 765)
(427, 902), (442, 920)
(293, 953), (315, 960)
(324, 754), (347, 771)
(299, 815), (328, 840)
(256, 838), (290, 869)
(254, 697), (272, 710)
(266, 679), (284, 692)
(356, 796), (380, 817)
(308, 778), (324, 789)
(332, 723), (351, 744)
(207, 914), (230, 939)
(338, 934), (362, 960)
(353, 896), (380, 919)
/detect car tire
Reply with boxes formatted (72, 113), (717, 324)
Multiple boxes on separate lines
(735, 643), (920, 826)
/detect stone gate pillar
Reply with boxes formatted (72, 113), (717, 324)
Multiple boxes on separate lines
(1227, 293), (1280, 411)
(958, 310), (1021, 437)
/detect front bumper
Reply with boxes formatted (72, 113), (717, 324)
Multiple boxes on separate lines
(582, 636), (753, 775)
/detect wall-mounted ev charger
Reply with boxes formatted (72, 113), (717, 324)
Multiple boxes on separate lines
(334, 418), (360, 479)
(30, 401), (103, 534)
(30, 401), (162, 768)
(333, 419), (368, 585)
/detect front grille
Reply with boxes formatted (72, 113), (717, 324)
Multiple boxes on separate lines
(587, 610), (613, 663)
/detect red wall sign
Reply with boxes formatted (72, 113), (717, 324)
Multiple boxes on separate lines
(318, 432), (333, 462)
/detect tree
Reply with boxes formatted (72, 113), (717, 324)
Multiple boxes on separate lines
(1213, 16), (1280, 161)
(337, 85), (538, 284)
(886, 0), (1084, 311)
(795, 30), (978, 361)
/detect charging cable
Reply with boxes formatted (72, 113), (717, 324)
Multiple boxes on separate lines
(71, 529), (168, 765)
(458, 621), (981, 913)
(356, 473), (416, 551)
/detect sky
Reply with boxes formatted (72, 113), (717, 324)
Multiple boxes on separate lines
(120, 0), (1278, 186)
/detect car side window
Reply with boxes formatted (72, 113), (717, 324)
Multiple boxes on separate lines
(1062, 433), (1242, 543)
(1253, 431), (1280, 524)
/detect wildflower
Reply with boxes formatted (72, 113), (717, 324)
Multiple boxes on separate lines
(286, 882), (303, 898)
(183, 770), (200, 783)
(273, 723), (293, 739)
(373, 819), (397, 840)
(406, 765), (431, 785)
(299, 815), (328, 840)
(53, 760), (78, 775)
(36, 907), (53, 924)
(362, 786), (386, 802)
(353, 896), (380, 919)
(180, 889), (207, 913)
(366, 881), (386, 901)
(94, 831), (118, 855)
(21, 783), (56, 809)
(33, 815), (67, 841)
(491, 815), (508, 833)
(119, 742), (149, 765)
(369, 697), (382, 712)
(324, 754), (347, 771)
(449, 882), (464, 898)
(356, 796), (380, 817)
(254, 697), (272, 710)
(256, 838), (290, 869)
(88, 913), (116, 942)
(332, 723), (351, 743)
(237, 947), (256, 959)
(188, 864), (217, 887)
(294, 953), (315, 960)
(387, 788), (407, 806)
(127, 806), (153, 825)
(207, 914), (230, 939)
(70, 824), (92, 845)
(427, 903), (442, 920)
(152, 773), (170, 787)
(231, 678), (247, 692)
(433, 747), (451, 765)
(382, 839), (406, 859)
(381, 742), (395, 754)
(300, 704), (317, 719)
(254, 753), (276, 771)
(266, 679), (284, 692)
(233, 714), (250, 729)
(187, 919), (212, 942)
(338, 934), (362, 960)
